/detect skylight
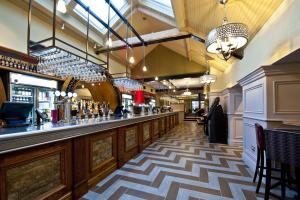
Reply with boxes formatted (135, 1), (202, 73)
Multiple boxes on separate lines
(141, 0), (174, 17)
(155, 0), (172, 8)
(74, 0), (128, 33)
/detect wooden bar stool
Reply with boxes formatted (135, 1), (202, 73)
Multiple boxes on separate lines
(253, 123), (282, 194)
(253, 123), (266, 193)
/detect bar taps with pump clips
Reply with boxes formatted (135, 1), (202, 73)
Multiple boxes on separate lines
(53, 90), (77, 123)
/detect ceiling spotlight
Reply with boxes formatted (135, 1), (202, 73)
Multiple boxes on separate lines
(82, 84), (85, 88)
(57, 0), (67, 14)
(91, 83), (95, 86)
(129, 56), (135, 64)
(173, 89), (176, 92)
(155, 76), (158, 81)
(106, 37), (112, 47)
(142, 65), (147, 72)
(61, 23), (65, 30)
(72, 93), (78, 98)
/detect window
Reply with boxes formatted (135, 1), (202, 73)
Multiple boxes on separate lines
(74, 0), (128, 33)
(154, 0), (172, 8)
(192, 101), (199, 112)
(141, 0), (174, 17)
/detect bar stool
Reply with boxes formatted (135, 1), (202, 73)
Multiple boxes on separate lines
(253, 123), (282, 194)
(253, 123), (266, 193)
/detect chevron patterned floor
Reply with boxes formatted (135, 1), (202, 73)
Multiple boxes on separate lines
(81, 122), (269, 200)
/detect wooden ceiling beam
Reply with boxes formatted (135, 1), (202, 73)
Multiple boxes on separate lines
(96, 29), (191, 53)
(185, 38), (192, 62)
(171, 0), (186, 30)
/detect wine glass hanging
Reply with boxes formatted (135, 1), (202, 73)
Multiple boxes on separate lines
(32, 47), (106, 83)
(113, 76), (142, 91)
(27, 0), (109, 83)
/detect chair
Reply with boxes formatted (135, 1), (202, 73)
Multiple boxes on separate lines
(253, 123), (266, 193)
(253, 124), (282, 194)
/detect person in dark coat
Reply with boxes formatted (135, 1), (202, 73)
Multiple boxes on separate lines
(207, 97), (227, 144)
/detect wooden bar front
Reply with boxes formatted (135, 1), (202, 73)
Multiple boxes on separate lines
(0, 113), (179, 200)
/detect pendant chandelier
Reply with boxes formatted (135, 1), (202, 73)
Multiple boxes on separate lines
(199, 58), (216, 85)
(183, 88), (192, 96)
(206, 0), (248, 61)
(200, 73), (217, 84)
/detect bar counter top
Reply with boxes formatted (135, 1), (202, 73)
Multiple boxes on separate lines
(0, 112), (176, 154)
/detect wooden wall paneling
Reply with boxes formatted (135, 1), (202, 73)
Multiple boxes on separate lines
(0, 77), (7, 107)
(84, 82), (121, 112)
(175, 113), (179, 125)
(173, 114), (176, 127)
(152, 119), (160, 141)
(88, 130), (118, 188)
(139, 121), (152, 151)
(0, 141), (72, 200)
(117, 124), (139, 168)
(171, 115), (174, 129)
(72, 136), (89, 199)
(166, 116), (170, 132)
(159, 117), (166, 137)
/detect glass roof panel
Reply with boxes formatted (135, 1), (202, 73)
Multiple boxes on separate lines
(74, 0), (127, 33)
(141, 0), (174, 17)
(155, 0), (172, 8)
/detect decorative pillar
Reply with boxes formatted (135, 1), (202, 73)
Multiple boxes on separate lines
(222, 86), (243, 145)
(238, 64), (300, 172)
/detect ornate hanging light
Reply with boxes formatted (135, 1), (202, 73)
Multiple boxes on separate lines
(183, 88), (192, 96)
(200, 73), (217, 84)
(206, 0), (248, 61)
(199, 58), (217, 85)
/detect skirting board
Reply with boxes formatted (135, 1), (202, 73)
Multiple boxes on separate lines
(243, 152), (256, 173)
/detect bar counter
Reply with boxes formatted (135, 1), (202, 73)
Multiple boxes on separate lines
(0, 112), (179, 200)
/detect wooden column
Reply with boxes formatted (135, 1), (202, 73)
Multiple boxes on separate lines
(72, 136), (89, 199)
(152, 119), (160, 141)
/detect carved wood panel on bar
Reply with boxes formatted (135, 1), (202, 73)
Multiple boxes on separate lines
(0, 141), (72, 200)
(139, 121), (152, 151)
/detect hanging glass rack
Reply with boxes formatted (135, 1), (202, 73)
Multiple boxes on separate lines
(26, 0), (142, 83)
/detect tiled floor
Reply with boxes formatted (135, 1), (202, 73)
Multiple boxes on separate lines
(81, 122), (268, 200)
